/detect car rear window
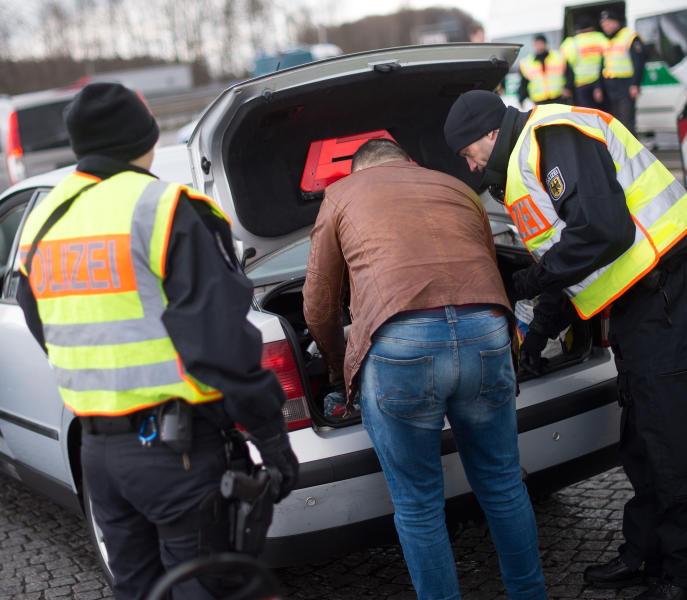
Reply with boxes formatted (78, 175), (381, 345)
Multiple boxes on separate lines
(17, 100), (71, 152)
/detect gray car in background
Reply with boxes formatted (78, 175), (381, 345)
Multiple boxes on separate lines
(0, 87), (78, 186)
(0, 44), (621, 581)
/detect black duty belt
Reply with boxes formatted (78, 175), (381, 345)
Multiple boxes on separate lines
(80, 408), (156, 435)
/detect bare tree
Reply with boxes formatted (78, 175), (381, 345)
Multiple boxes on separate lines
(219, 0), (237, 76)
(245, 0), (271, 56)
(40, 0), (73, 58)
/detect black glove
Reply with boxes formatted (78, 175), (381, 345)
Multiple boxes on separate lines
(255, 429), (299, 503)
(519, 329), (549, 376)
(511, 267), (540, 302)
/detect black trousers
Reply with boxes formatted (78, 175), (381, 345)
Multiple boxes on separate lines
(574, 82), (605, 111)
(609, 259), (687, 587)
(607, 94), (637, 136)
(81, 417), (230, 600)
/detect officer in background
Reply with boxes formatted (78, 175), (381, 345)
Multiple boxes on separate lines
(16, 83), (298, 600)
(595, 9), (646, 135)
(444, 90), (687, 600)
(560, 15), (607, 109)
(518, 34), (573, 107)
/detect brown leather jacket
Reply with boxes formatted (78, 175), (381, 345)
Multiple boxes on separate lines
(302, 160), (512, 400)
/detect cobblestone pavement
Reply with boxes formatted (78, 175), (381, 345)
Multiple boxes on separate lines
(0, 466), (653, 600)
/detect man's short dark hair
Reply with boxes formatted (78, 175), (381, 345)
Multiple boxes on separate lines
(534, 34), (547, 44)
(351, 139), (409, 172)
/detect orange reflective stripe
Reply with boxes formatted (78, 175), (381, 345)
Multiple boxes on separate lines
(21, 234), (136, 299)
(507, 195), (551, 241)
(176, 356), (223, 400)
(579, 44), (604, 57)
(571, 106), (614, 126)
(73, 171), (102, 183)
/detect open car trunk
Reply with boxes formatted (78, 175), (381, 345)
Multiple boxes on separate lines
(188, 43), (521, 263)
(255, 241), (597, 429)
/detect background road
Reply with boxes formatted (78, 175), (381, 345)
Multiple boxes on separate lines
(0, 465), (652, 600)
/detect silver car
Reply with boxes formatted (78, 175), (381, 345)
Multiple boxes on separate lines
(0, 44), (620, 579)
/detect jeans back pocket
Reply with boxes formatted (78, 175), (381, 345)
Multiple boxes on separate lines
(479, 343), (515, 408)
(370, 354), (435, 419)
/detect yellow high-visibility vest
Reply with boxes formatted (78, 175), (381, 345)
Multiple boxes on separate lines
(504, 104), (687, 319)
(19, 171), (230, 415)
(560, 31), (607, 86)
(520, 50), (567, 102)
(603, 27), (637, 79)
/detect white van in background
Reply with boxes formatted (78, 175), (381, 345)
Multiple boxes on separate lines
(490, 0), (687, 144)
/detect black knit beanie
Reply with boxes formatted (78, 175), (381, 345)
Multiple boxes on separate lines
(443, 90), (506, 155)
(64, 82), (159, 161)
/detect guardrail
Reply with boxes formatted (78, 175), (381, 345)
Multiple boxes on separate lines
(146, 83), (230, 130)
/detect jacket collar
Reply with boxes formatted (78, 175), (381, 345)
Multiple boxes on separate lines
(482, 106), (532, 188)
(75, 154), (156, 181)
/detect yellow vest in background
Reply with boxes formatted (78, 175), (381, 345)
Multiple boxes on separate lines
(520, 50), (567, 102)
(560, 31), (607, 86)
(603, 27), (637, 79)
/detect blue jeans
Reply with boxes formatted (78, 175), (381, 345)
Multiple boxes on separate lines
(359, 306), (547, 600)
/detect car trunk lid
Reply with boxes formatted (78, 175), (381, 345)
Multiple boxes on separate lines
(188, 43), (520, 266)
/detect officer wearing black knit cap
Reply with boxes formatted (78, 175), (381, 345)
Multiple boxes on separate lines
(64, 82), (159, 160)
(444, 89), (687, 600)
(16, 82), (298, 600)
(598, 8), (645, 135)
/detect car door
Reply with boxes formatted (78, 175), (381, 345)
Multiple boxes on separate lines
(0, 186), (75, 491)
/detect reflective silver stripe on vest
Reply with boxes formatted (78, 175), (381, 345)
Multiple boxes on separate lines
(636, 179), (686, 228)
(600, 128), (683, 233)
(130, 180), (170, 330)
(44, 319), (162, 346)
(563, 226), (647, 299)
(613, 145), (654, 190)
(54, 359), (181, 392)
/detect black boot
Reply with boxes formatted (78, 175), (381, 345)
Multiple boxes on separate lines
(584, 555), (643, 588)
(635, 582), (687, 600)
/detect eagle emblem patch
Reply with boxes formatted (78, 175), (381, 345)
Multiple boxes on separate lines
(546, 166), (565, 201)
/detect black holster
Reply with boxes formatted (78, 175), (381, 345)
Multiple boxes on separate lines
(157, 429), (277, 559)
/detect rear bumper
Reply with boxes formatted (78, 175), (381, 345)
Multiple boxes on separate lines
(294, 378), (618, 490)
(263, 441), (620, 567)
(264, 378), (619, 565)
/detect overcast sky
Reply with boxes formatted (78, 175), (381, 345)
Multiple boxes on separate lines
(303, 0), (491, 28)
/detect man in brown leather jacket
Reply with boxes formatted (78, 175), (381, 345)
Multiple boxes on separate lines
(302, 139), (547, 600)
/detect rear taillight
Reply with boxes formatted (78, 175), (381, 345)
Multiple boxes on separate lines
(261, 339), (311, 431)
(600, 306), (611, 347)
(5, 110), (25, 184)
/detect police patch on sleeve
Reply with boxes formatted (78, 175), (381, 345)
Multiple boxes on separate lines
(545, 166), (566, 201)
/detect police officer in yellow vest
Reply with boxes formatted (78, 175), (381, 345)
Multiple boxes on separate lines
(595, 9), (646, 135)
(518, 34), (573, 107)
(560, 15), (608, 110)
(16, 83), (299, 600)
(444, 90), (687, 600)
